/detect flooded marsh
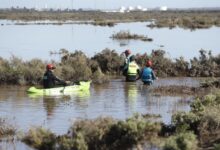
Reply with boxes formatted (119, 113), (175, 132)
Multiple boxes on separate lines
(0, 9), (220, 149)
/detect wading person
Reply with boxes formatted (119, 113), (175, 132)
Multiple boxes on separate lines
(126, 55), (140, 82)
(122, 49), (132, 76)
(43, 64), (66, 88)
(137, 60), (157, 85)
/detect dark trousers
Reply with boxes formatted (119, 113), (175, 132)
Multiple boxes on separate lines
(126, 75), (136, 82)
(143, 81), (153, 85)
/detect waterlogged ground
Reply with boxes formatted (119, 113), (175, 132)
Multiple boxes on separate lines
(0, 77), (200, 150)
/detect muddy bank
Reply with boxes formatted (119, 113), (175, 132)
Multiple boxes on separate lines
(1, 10), (220, 29)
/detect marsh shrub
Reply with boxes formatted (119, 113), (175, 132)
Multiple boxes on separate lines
(68, 117), (116, 150)
(172, 112), (200, 133)
(92, 49), (122, 74)
(0, 56), (23, 84)
(151, 50), (175, 77)
(0, 49), (220, 85)
(60, 50), (92, 81)
(198, 105), (220, 147)
(88, 59), (109, 83)
(22, 59), (45, 85)
(174, 57), (189, 76)
(103, 114), (161, 149)
(58, 133), (88, 150)
(0, 118), (16, 138)
(0, 56), (45, 85)
(22, 115), (161, 150)
(189, 49), (219, 77)
(22, 127), (56, 150)
(163, 132), (198, 150)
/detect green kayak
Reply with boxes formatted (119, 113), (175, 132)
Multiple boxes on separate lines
(27, 81), (91, 96)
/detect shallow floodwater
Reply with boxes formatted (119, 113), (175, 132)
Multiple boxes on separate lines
(0, 78), (198, 135)
(0, 21), (219, 61)
(0, 77), (199, 149)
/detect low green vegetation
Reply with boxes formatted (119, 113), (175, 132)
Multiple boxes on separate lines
(0, 49), (220, 85)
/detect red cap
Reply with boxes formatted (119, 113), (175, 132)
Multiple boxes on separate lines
(124, 49), (131, 55)
(146, 60), (152, 67)
(46, 64), (55, 70)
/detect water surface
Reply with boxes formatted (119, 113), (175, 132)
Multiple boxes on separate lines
(0, 21), (219, 61)
(0, 77), (198, 149)
(0, 78), (196, 135)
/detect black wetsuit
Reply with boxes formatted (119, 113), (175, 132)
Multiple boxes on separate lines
(43, 70), (65, 88)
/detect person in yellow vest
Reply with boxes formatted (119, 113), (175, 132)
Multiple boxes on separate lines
(126, 55), (140, 82)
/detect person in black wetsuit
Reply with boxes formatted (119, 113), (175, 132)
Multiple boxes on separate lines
(43, 64), (66, 89)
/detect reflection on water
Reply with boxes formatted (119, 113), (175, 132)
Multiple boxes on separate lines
(0, 78), (197, 137)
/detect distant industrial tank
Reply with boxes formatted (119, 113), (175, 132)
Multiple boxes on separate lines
(160, 6), (168, 11)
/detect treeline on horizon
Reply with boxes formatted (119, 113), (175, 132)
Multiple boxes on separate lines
(0, 48), (219, 85)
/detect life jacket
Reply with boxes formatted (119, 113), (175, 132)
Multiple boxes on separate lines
(141, 67), (153, 82)
(127, 61), (139, 76)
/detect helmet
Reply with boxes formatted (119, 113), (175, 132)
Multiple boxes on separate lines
(146, 60), (152, 67)
(124, 49), (131, 55)
(46, 64), (55, 70)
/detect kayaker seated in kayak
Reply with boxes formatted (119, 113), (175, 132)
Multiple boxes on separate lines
(137, 60), (157, 85)
(43, 64), (67, 89)
(125, 55), (140, 82)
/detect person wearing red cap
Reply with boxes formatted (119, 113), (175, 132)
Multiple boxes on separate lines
(137, 60), (157, 85)
(122, 49), (132, 76)
(43, 64), (66, 88)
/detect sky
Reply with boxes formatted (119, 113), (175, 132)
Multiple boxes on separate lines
(0, 0), (220, 9)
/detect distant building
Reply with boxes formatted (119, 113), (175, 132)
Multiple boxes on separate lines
(128, 6), (134, 12)
(119, 6), (126, 13)
(136, 5), (142, 10)
(160, 6), (168, 11)
(142, 8), (148, 11)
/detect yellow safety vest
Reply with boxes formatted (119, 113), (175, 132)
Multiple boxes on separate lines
(127, 61), (139, 76)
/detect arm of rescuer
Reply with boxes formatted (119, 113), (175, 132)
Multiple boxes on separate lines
(151, 70), (158, 80)
(51, 72), (67, 86)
